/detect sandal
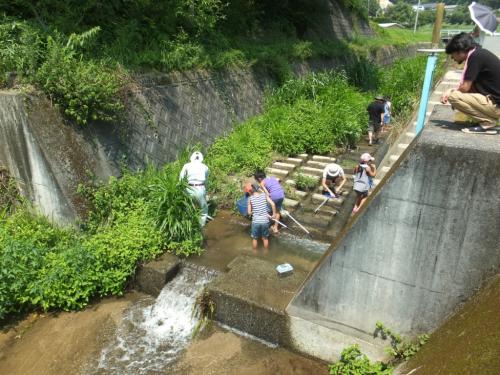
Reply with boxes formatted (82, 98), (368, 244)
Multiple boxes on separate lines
(461, 126), (497, 135)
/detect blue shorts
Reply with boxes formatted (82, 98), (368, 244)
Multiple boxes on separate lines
(251, 222), (270, 239)
(273, 198), (284, 211)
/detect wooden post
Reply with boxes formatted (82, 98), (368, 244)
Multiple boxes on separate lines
(431, 3), (445, 47)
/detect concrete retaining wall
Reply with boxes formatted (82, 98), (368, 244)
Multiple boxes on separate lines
(287, 106), (500, 360)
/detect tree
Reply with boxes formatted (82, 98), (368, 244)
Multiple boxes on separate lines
(384, 2), (414, 26)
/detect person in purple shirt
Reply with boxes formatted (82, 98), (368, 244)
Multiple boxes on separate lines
(254, 170), (285, 233)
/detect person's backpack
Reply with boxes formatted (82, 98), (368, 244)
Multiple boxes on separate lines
(353, 164), (370, 193)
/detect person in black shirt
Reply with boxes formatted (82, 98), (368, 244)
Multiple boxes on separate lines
(367, 95), (385, 145)
(441, 33), (500, 134)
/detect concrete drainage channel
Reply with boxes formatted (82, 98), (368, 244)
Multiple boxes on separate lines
(131, 132), (394, 360)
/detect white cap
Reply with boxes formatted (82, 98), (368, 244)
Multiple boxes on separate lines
(190, 151), (204, 163)
(326, 163), (341, 177)
(360, 153), (374, 162)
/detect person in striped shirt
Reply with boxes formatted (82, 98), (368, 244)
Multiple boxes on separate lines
(246, 183), (277, 250)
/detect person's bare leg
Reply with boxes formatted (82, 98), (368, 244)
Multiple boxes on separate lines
(263, 237), (269, 249)
(272, 213), (280, 233)
(368, 131), (373, 145)
(359, 196), (368, 208)
(252, 239), (258, 250)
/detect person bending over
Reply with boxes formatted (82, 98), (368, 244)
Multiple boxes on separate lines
(254, 170), (285, 233)
(321, 163), (347, 198)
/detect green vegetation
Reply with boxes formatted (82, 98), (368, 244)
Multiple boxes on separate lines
(375, 321), (429, 362)
(295, 174), (319, 191)
(329, 322), (430, 374)
(329, 345), (392, 375)
(0, 156), (206, 320)
(0, 1), (431, 124)
(208, 54), (431, 203)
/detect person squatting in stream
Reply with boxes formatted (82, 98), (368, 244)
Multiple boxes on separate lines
(321, 163), (347, 199)
(179, 151), (209, 227)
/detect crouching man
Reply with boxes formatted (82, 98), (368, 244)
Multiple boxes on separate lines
(441, 32), (500, 134)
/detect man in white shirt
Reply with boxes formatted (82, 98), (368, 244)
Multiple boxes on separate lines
(179, 151), (209, 226)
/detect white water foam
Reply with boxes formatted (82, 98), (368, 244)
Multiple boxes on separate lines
(97, 266), (216, 374)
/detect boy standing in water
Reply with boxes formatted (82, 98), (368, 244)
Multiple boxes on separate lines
(246, 183), (277, 250)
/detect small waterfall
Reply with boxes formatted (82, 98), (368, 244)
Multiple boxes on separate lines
(0, 92), (72, 222)
(96, 266), (217, 374)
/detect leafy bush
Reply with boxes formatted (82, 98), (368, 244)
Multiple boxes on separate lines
(295, 173), (318, 191)
(150, 164), (203, 257)
(379, 55), (427, 118)
(329, 345), (392, 375)
(36, 28), (124, 125)
(0, 18), (42, 86)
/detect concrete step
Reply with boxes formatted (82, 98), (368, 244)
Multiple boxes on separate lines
(284, 197), (300, 209)
(297, 154), (308, 159)
(306, 160), (329, 169)
(285, 157), (303, 165)
(388, 155), (399, 164)
(293, 190), (308, 199)
(292, 211), (333, 229)
(272, 162), (296, 171)
(312, 155), (336, 163)
(266, 167), (289, 178)
(397, 143), (409, 150)
(299, 166), (324, 176)
(381, 166), (391, 173)
(311, 193), (345, 208)
(285, 179), (296, 187)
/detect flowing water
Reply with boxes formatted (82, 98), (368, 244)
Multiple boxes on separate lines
(0, 92), (72, 222)
(92, 266), (217, 374)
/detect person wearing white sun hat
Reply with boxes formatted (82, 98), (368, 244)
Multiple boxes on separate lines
(179, 151), (209, 226)
(321, 162), (346, 198)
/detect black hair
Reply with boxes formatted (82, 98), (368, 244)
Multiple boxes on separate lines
(254, 170), (266, 181)
(445, 32), (475, 54)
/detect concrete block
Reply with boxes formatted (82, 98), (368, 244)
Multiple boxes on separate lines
(312, 155), (336, 163)
(298, 154), (308, 159)
(293, 190), (308, 199)
(397, 143), (409, 150)
(207, 255), (308, 345)
(300, 166), (324, 176)
(311, 193), (344, 207)
(266, 167), (289, 178)
(284, 198), (300, 209)
(285, 179), (296, 187)
(286, 157), (303, 165)
(273, 162), (296, 170)
(134, 252), (181, 297)
(306, 160), (329, 169)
